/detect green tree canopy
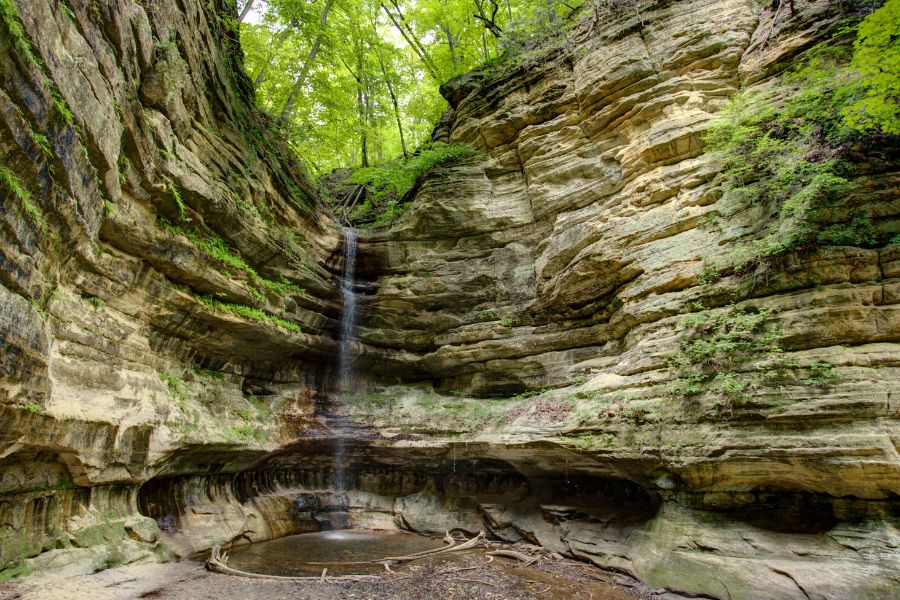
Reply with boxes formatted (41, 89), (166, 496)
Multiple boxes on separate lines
(240, 0), (583, 172)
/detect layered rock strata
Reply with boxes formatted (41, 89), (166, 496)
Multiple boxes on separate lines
(0, 1), (898, 599)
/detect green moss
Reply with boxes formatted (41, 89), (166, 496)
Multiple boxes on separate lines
(169, 182), (187, 220)
(193, 366), (226, 380)
(117, 157), (128, 185)
(802, 360), (838, 388)
(0, 0), (38, 67)
(667, 307), (784, 404)
(343, 143), (479, 228)
(52, 93), (74, 125)
(667, 306), (839, 405)
(158, 371), (188, 401)
(0, 529), (42, 576)
(246, 392), (272, 418)
(198, 295), (301, 333)
(159, 218), (304, 300)
(0, 165), (45, 232)
(569, 432), (615, 451)
(703, 28), (897, 281)
(476, 309), (499, 322)
(228, 423), (267, 443)
(31, 131), (52, 159)
(260, 276), (304, 295)
(71, 523), (126, 549)
(499, 315), (518, 327)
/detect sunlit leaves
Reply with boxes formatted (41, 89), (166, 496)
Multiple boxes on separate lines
(842, 0), (900, 135)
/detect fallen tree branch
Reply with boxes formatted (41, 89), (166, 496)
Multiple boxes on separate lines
(460, 578), (496, 587)
(306, 531), (487, 566)
(383, 531), (487, 563)
(206, 545), (381, 583)
(486, 549), (537, 566)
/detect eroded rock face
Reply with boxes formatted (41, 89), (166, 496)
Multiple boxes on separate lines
(1, 0), (898, 599)
(0, 0), (346, 573)
(339, 0), (900, 506)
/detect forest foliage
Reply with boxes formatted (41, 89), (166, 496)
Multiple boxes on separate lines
(235, 0), (898, 227)
(236, 0), (597, 226)
(703, 0), (899, 280)
(239, 0), (585, 175)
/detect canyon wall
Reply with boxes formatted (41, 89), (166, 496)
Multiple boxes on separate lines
(0, 0), (898, 599)
(0, 0), (349, 576)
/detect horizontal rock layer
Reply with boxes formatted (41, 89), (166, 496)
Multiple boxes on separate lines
(0, 1), (898, 599)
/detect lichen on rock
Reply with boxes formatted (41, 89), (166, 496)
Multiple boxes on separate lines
(0, 1), (898, 599)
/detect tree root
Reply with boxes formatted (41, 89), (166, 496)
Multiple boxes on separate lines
(382, 531), (487, 563)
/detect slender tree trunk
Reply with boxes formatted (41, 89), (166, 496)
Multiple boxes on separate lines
(441, 24), (460, 65)
(381, 2), (440, 80)
(373, 47), (408, 159)
(481, 29), (489, 61)
(474, 0), (503, 38)
(368, 19), (409, 160)
(358, 87), (368, 167)
(356, 49), (369, 167)
(278, 0), (335, 125)
(237, 0), (255, 24)
(255, 25), (293, 86)
(546, 0), (559, 25)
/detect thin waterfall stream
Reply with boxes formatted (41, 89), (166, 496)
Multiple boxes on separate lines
(334, 227), (358, 491)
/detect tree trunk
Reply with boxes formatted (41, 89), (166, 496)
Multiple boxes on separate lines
(381, 2), (440, 80)
(357, 49), (369, 167)
(375, 49), (408, 159)
(255, 25), (293, 86)
(546, 0), (559, 25)
(278, 0), (335, 125)
(237, 0), (255, 24)
(473, 0), (503, 38)
(441, 24), (460, 65)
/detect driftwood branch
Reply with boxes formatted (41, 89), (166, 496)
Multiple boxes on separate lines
(207, 532), (489, 580)
(206, 545), (381, 582)
(486, 549), (538, 566)
(308, 531), (488, 566)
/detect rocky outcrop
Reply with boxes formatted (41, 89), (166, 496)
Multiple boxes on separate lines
(1, 0), (898, 599)
(0, 0), (348, 574)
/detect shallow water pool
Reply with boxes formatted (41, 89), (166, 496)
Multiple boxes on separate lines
(225, 529), (446, 576)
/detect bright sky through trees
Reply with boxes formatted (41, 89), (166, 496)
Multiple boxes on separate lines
(238, 0), (583, 173)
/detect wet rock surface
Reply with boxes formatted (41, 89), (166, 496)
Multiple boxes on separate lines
(0, 0), (898, 599)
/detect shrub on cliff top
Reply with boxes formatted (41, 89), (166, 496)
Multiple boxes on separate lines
(341, 142), (478, 228)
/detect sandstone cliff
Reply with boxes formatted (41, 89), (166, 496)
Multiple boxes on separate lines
(1, 1), (898, 599)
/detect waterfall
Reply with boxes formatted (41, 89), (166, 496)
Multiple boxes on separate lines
(333, 228), (358, 492)
(338, 228), (358, 393)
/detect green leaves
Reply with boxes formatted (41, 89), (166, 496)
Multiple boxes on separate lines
(241, 0), (583, 171)
(345, 142), (478, 226)
(842, 0), (900, 135)
(702, 10), (898, 280)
